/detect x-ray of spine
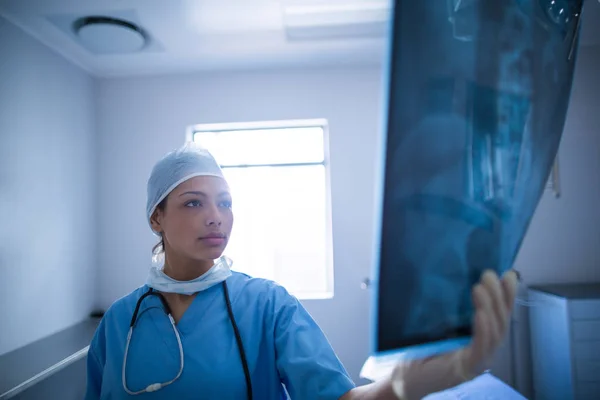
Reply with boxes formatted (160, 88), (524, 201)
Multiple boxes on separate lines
(374, 0), (584, 354)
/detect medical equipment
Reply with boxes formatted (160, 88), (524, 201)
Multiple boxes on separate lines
(147, 255), (233, 295)
(370, 0), (585, 361)
(122, 281), (253, 399)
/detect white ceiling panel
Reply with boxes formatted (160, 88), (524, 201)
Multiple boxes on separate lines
(0, 0), (597, 77)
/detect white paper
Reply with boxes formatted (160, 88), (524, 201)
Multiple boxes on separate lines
(424, 373), (528, 400)
(360, 357), (527, 400)
(359, 354), (406, 382)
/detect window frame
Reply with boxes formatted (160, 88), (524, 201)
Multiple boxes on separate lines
(185, 119), (335, 299)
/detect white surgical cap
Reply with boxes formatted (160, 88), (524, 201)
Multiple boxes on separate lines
(146, 143), (225, 231)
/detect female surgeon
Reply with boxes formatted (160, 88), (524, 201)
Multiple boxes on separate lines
(85, 144), (518, 400)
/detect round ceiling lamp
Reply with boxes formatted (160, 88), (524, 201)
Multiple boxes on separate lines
(73, 16), (146, 54)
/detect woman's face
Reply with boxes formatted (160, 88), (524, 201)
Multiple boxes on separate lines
(151, 176), (234, 263)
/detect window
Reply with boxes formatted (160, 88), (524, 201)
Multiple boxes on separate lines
(187, 119), (334, 299)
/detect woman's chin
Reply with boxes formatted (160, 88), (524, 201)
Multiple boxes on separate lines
(196, 250), (224, 262)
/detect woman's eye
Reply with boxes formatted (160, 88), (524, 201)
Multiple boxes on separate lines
(185, 200), (202, 208)
(220, 201), (233, 209)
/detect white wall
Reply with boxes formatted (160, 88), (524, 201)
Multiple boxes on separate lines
(96, 67), (383, 383)
(514, 45), (600, 285)
(0, 17), (97, 356)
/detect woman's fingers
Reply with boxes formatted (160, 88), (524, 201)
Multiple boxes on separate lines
(481, 270), (506, 344)
(501, 270), (518, 314)
(457, 269), (519, 384)
(467, 286), (490, 372)
(470, 270), (519, 363)
(473, 272), (498, 352)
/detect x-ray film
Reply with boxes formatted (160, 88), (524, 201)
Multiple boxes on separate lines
(372, 0), (584, 359)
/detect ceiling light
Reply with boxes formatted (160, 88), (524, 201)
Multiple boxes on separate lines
(283, 1), (391, 27)
(73, 16), (146, 54)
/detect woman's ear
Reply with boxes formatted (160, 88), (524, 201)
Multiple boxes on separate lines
(150, 209), (163, 233)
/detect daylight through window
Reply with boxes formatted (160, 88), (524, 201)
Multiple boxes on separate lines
(190, 120), (333, 299)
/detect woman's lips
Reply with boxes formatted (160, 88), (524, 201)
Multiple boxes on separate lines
(199, 234), (226, 246)
(201, 237), (225, 246)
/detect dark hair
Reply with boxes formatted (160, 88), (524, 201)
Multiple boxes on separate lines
(151, 197), (167, 256)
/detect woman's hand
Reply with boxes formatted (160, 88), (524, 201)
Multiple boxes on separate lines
(391, 269), (519, 400)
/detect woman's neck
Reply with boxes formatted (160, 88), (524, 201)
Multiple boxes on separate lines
(162, 254), (214, 281)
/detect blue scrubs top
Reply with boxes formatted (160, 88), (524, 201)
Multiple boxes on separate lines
(85, 271), (355, 399)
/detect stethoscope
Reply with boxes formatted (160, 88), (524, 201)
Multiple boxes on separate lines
(122, 281), (253, 399)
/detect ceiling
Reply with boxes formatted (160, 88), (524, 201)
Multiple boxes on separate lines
(1, 0), (598, 78)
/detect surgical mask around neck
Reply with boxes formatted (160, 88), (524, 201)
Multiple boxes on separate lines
(146, 256), (233, 295)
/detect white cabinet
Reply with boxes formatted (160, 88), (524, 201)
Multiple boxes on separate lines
(529, 284), (600, 400)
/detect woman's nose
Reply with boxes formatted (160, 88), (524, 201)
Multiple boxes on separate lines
(205, 205), (222, 226)
(207, 219), (222, 227)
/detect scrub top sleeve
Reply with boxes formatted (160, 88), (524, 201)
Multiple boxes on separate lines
(272, 285), (355, 400)
(85, 318), (107, 400)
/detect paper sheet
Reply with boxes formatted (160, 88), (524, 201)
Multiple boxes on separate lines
(360, 356), (527, 399)
(424, 373), (528, 399)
